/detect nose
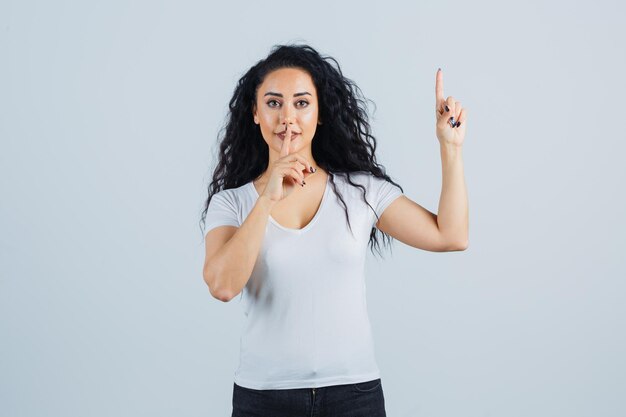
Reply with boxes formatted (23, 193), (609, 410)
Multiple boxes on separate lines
(280, 105), (296, 126)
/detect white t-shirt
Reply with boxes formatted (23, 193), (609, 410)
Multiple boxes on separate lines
(203, 171), (403, 390)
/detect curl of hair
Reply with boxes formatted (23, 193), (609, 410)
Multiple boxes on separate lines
(200, 43), (404, 258)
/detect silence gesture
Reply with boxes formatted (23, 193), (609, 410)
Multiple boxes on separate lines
(435, 68), (467, 147)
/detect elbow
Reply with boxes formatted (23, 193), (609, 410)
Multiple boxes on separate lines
(444, 237), (468, 252)
(213, 289), (234, 303)
(203, 264), (233, 302)
(209, 284), (233, 302)
(451, 239), (469, 251)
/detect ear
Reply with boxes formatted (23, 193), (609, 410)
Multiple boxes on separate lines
(252, 105), (259, 124)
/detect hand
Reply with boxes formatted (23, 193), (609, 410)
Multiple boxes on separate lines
(261, 124), (317, 202)
(435, 68), (467, 147)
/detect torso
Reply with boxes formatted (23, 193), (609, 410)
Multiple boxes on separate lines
(253, 170), (329, 230)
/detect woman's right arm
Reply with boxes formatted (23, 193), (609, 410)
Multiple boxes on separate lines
(203, 194), (275, 302)
(204, 128), (315, 302)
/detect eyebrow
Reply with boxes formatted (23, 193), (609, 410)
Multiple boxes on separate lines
(263, 91), (312, 98)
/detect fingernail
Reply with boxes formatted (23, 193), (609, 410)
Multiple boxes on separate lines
(445, 105), (450, 112)
(449, 117), (455, 124)
(302, 181), (306, 186)
(310, 166), (316, 173)
(456, 121), (461, 128)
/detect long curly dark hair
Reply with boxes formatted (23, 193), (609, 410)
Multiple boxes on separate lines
(200, 43), (404, 257)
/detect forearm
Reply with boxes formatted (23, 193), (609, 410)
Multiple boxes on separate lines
(437, 143), (469, 248)
(208, 195), (274, 299)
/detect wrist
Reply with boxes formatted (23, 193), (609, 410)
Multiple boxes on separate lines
(257, 194), (277, 209)
(440, 141), (463, 150)
(440, 142), (462, 154)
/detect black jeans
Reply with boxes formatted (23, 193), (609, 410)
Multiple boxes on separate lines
(231, 378), (386, 417)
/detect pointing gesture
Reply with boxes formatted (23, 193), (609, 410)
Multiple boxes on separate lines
(435, 68), (467, 147)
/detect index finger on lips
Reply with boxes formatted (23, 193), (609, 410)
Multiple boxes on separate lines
(279, 124), (292, 158)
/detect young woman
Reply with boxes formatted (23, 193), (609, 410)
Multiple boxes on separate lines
(201, 43), (468, 417)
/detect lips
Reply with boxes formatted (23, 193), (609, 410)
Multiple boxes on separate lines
(277, 132), (300, 140)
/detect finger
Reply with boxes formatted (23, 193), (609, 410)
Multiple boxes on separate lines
(437, 102), (456, 129)
(291, 159), (312, 182)
(289, 161), (306, 180)
(435, 68), (444, 110)
(445, 97), (456, 127)
(294, 161), (306, 176)
(455, 107), (467, 128)
(289, 167), (305, 186)
(454, 101), (462, 123)
(279, 124), (292, 158)
(297, 160), (314, 178)
(284, 153), (315, 177)
(438, 96), (453, 118)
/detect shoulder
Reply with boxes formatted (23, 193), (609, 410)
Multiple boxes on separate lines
(330, 171), (402, 210)
(331, 170), (372, 185)
(332, 170), (398, 191)
(204, 182), (254, 233)
(216, 181), (252, 197)
(210, 182), (254, 207)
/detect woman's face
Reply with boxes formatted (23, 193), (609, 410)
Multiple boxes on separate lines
(253, 67), (320, 156)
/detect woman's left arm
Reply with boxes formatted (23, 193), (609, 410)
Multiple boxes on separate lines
(376, 68), (469, 252)
(436, 142), (468, 249)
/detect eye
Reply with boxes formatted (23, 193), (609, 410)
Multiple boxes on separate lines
(266, 99), (280, 107)
(296, 100), (309, 107)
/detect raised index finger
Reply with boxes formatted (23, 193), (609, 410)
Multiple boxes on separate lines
(435, 68), (444, 106)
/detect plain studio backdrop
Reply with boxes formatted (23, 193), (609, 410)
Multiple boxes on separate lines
(1, 1), (625, 416)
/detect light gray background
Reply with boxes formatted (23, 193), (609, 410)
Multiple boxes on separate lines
(1, 0), (624, 416)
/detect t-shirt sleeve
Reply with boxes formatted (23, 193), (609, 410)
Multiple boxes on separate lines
(203, 190), (240, 238)
(370, 175), (404, 219)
